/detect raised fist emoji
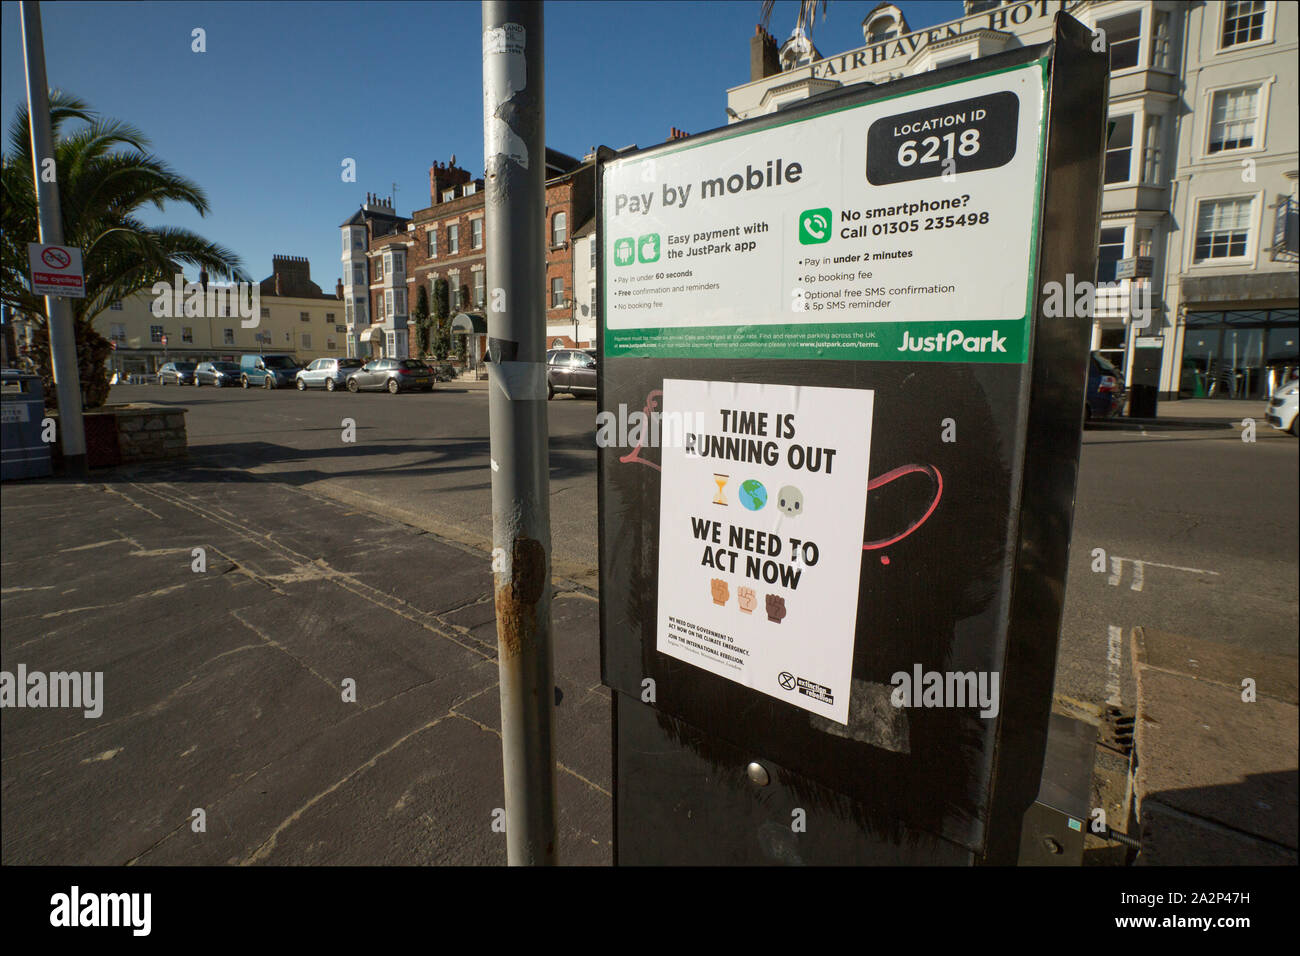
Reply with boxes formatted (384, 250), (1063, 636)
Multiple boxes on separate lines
(765, 594), (787, 624)
(737, 586), (757, 614)
(711, 578), (729, 606)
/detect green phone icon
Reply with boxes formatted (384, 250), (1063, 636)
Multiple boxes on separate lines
(798, 208), (833, 245)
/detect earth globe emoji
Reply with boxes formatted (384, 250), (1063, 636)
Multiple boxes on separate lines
(739, 479), (767, 511)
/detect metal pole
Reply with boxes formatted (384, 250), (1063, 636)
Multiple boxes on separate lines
(481, 0), (557, 865)
(20, 1), (87, 478)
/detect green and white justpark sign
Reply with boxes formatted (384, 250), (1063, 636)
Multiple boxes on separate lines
(601, 58), (1049, 362)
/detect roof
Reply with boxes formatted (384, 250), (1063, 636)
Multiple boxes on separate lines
(339, 206), (408, 228)
(545, 148), (582, 176)
(572, 216), (597, 240)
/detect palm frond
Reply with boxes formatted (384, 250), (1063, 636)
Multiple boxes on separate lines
(759, 0), (829, 38)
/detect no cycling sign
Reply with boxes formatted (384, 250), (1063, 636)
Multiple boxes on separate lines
(27, 243), (86, 299)
(600, 58), (1048, 363)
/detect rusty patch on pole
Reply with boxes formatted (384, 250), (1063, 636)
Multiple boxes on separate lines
(495, 536), (547, 658)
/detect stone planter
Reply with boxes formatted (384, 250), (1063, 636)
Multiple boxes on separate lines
(49, 403), (188, 469)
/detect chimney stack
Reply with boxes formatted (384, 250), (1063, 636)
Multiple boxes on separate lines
(430, 158), (472, 204)
(750, 24), (780, 81)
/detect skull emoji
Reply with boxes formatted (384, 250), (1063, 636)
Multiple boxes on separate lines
(710, 578), (729, 606)
(777, 485), (804, 518)
(737, 586), (757, 614)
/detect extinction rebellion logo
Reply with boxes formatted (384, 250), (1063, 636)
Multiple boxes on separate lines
(777, 670), (834, 705)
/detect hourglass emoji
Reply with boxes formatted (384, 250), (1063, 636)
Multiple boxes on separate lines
(712, 474), (729, 506)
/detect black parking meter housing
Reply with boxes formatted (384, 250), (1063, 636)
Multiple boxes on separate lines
(596, 14), (1108, 865)
(1128, 339), (1164, 417)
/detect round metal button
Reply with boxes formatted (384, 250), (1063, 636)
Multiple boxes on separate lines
(746, 761), (770, 786)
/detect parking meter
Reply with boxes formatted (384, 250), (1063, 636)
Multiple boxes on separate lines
(1129, 336), (1164, 418)
(597, 14), (1108, 865)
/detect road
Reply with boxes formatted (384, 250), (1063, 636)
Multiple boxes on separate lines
(108, 382), (1299, 717)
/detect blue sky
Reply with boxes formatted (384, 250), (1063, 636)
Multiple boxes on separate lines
(2, 0), (963, 287)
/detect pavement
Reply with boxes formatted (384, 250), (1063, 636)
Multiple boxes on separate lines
(145, 380), (603, 590)
(0, 464), (611, 865)
(2, 386), (1295, 865)
(1129, 627), (1298, 865)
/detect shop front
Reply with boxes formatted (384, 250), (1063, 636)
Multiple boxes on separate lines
(1179, 308), (1299, 400)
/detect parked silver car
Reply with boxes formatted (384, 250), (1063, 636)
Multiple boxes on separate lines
(345, 358), (435, 393)
(194, 361), (241, 387)
(157, 362), (197, 385)
(296, 357), (363, 391)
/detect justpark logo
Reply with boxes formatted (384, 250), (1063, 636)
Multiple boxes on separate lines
(896, 328), (1007, 354)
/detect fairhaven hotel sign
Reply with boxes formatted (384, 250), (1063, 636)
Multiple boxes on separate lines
(803, 0), (1081, 81)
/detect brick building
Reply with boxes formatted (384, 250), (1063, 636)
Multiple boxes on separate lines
(543, 158), (596, 347)
(338, 150), (594, 361)
(339, 194), (406, 359)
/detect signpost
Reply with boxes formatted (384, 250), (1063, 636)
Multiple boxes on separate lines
(597, 14), (1108, 865)
(20, 1), (87, 477)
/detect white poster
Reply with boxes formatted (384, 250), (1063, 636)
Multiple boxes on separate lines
(656, 379), (874, 724)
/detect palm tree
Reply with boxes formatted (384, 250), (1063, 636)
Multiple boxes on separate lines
(1, 92), (247, 407)
(760, 0), (829, 39)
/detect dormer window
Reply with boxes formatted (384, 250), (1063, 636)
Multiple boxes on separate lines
(863, 4), (908, 46)
(779, 27), (816, 70)
(443, 188), (456, 202)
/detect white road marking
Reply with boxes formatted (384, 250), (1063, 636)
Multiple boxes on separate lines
(1103, 555), (1218, 590)
(1105, 624), (1124, 706)
(1116, 556), (1219, 576)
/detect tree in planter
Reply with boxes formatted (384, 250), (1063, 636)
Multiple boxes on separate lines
(451, 284), (473, 360)
(434, 320), (451, 361)
(0, 93), (246, 408)
(430, 277), (451, 361)
(413, 285), (431, 357)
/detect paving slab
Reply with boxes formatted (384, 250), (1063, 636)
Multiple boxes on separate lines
(1134, 627), (1298, 704)
(1, 469), (611, 866)
(1132, 646), (1298, 863)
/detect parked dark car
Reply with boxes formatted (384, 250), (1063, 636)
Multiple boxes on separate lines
(194, 361), (241, 387)
(547, 349), (597, 399)
(1085, 351), (1125, 420)
(240, 353), (301, 389)
(345, 358), (435, 393)
(157, 362), (197, 385)
(296, 357), (363, 391)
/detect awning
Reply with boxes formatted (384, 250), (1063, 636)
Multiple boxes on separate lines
(450, 312), (487, 335)
(359, 325), (382, 343)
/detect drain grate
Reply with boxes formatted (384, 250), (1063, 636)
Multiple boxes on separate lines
(1100, 705), (1135, 755)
